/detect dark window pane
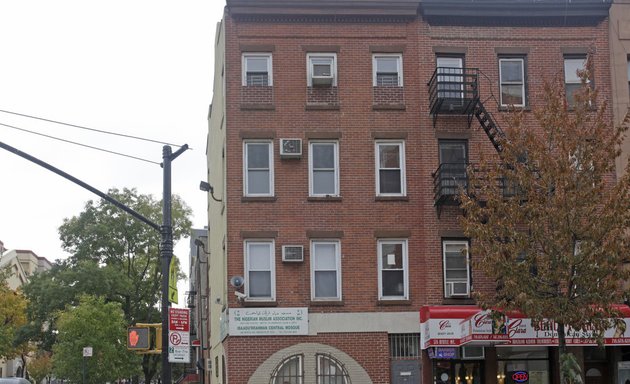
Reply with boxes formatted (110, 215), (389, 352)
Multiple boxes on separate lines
(382, 270), (404, 296)
(313, 145), (335, 168)
(379, 170), (401, 193)
(315, 271), (337, 298)
(248, 271), (271, 297)
(501, 60), (523, 82)
(247, 144), (269, 168)
(501, 85), (524, 105)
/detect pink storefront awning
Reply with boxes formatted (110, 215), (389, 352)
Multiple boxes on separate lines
(420, 305), (630, 349)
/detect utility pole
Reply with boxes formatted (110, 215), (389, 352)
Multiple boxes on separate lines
(161, 144), (188, 384)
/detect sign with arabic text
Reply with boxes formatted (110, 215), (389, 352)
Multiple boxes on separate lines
(229, 307), (308, 336)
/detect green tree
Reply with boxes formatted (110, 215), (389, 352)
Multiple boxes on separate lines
(23, 187), (192, 383)
(52, 295), (141, 383)
(460, 58), (630, 383)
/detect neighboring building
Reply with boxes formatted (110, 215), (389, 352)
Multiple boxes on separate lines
(0, 245), (52, 378)
(188, 228), (210, 383)
(205, 1), (620, 383)
(610, 0), (630, 178)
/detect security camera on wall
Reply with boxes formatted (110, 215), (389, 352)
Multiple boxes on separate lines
(234, 291), (246, 300)
(230, 276), (244, 288)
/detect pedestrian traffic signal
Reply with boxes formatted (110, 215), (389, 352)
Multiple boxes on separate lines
(127, 326), (150, 350)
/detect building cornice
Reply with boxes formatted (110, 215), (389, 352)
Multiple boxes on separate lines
(226, 0), (420, 20)
(420, 0), (611, 27)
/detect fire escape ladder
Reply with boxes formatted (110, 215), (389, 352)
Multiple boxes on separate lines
(472, 98), (505, 154)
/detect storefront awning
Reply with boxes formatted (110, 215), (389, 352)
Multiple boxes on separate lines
(420, 305), (630, 349)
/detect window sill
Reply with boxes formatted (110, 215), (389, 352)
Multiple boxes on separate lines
(305, 103), (340, 111)
(373, 103), (406, 111)
(240, 103), (276, 110)
(242, 300), (277, 307)
(498, 106), (530, 112)
(241, 196), (277, 203)
(375, 196), (409, 202)
(309, 300), (344, 306)
(377, 299), (411, 306)
(442, 297), (475, 305)
(307, 196), (342, 202)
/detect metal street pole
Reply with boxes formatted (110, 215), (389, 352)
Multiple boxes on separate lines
(161, 144), (188, 384)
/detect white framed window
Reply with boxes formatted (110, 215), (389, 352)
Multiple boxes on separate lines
(442, 240), (470, 298)
(309, 141), (339, 197)
(436, 56), (464, 100)
(499, 57), (525, 107)
(243, 140), (273, 197)
(378, 239), (408, 300)
(564, 55), (587, 105)
(244, 240), (275, 300)
(373, 54), (403, 87)
(242, 53), (273, 86)
(310, 240), (341, 300)
(307, 53), (337, 86)
(271, 355), (303, 384)
(316, 354), (350, 384)
(375, 141), (406, 196)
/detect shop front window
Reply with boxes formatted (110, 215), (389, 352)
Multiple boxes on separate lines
(435, 360), (483, 384)
(497, 347), (549, 384)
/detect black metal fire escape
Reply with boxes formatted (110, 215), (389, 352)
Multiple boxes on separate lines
(428, 67), (506, 212)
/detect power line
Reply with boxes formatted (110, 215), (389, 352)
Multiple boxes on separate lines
(0, 121), (161, 165)
(0, 108), (183, 148)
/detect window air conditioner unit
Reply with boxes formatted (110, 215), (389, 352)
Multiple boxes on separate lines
(280, 139), (302, 158)
(462, 346), (485, 360)
(282, 245), (304, 262)
(311, 62), (333, 85)
(446, 281), (469, 297)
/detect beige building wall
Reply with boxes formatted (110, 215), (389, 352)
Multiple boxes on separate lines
(207, 16), (227, 384)
(611, 0), (630, 178)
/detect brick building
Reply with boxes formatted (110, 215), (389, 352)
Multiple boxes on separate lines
(204, 1), (626, 383)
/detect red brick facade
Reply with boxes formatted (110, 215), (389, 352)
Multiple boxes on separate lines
(215, 2), (613, 383)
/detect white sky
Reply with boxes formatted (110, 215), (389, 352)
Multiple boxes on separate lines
(0, 0), (226, 305)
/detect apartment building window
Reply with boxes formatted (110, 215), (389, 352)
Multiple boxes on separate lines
(375, 141), (406, 196)
(499, 57), (526, 107)
(311, 240), (341, 300)
(316, 354), (350, 384)
(242, 53), (272, 86)
(244, 240), (275, 300)
(307, 53), (337, 87)
(373, 54), (403, 87)
(564, 55), (587, 105)
(436, 56), (464, 100)
(271, 355), (303, 384)
(309, 141), (339, 197)
(244, 141), (273, 197)
(378, 239), (408, 300)
(442, 240), (470, 298)
(438, 140), (468, 196)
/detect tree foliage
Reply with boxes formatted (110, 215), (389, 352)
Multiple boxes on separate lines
(23, 187), (192, 383)
(52, 295), (141, 383)
(0, 279), (28, 359)
(460, 58), (630, 382)
(28, 352), (52, 384)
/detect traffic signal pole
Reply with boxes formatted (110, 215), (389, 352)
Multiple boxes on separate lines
(0, 140), (188, 384)
(161, 145), (188, 384)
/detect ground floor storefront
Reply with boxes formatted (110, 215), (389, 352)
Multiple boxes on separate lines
(421, 305), (630, 384)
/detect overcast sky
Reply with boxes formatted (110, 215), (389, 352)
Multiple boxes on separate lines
(0, 0), (225, 304)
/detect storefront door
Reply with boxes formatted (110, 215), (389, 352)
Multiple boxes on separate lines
(434, 360), (483, 384)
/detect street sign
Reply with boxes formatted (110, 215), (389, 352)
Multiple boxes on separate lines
(127, 326), (151, 350)
(168, 257), (178, 304)
(168, 308), (190, 363)
(83, 347), (93, 357)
